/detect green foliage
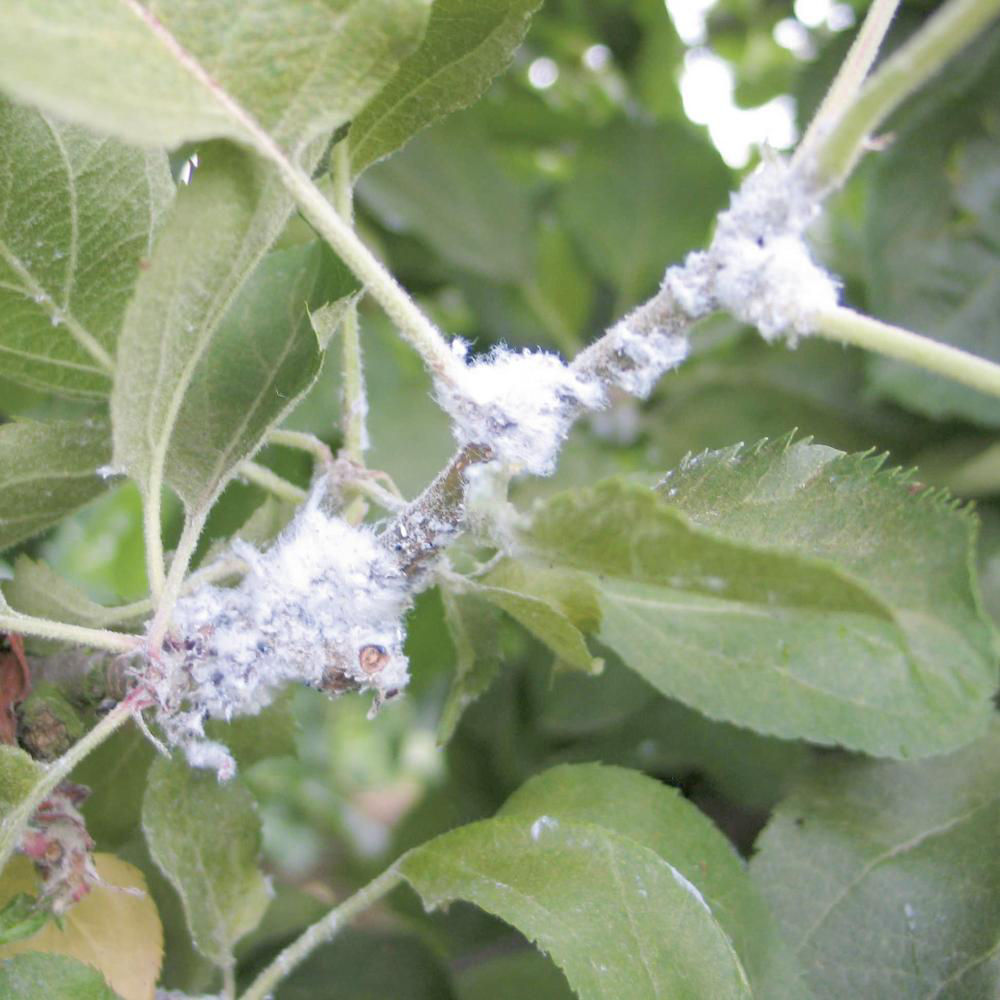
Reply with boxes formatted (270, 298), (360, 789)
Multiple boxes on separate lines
(0, 99), (172, 399)
(751, 721), (1000, 999)
(400, 764), (761, 999)
(558, 120), (730, 307)
(0, 894), (47, 947)
(0, 952), (120, 999)
(350, 0), (543, 175)
(519, 438), (996, 756)
(142, 757), (270, 971)
(0, 0), (431, 153)
(0, 2), (998, 998)
(865, 25), (1000, 425)
(0, 421), (111, 553)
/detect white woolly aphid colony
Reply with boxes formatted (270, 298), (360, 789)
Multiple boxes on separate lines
(148, 156), (835, 778)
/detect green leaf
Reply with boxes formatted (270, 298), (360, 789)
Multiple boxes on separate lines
(3, 556), (121, 628)
(0, 0), (431, 155)
(0, 895), (47, 947)
(520, 438), (997, 757)
(0, 419), (111, 553)
(142, 756), (271, 970)
(350, 0), (542, 175)
(0, 98), (173, 398)
(0, 747), (43, 822)
(750, 721), (1000, 999)
(273, 928), (457, 1000)
(438, 589), (504, 744)
(865, 26), (1000, 425)
(476, 560), (602, 673)
(557, 119), (730, 307)
(74, 726), (154, 849)
(497, 764), (807, 998)
(358, 114), (535, 281)
(111, 143), (306, 515)
(0, 953), (120, 1000)
(398, 764), (756, 1000)
(162, 239), (355, 514)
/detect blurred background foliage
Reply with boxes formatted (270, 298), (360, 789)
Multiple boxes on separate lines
(2, 1), (999, 995)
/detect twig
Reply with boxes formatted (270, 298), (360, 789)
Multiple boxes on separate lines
(146, 510), (209, 652)
(809, 0), (1000, 188)
(0, 692), (145, 875)
(267, 429), (334, 468)
(238, 460), (308, 504)
(238, 868), (404, 1000)
(794, 0), (901, 170)
(332, 140), (369, 462)
(812, 307), (1000, 400)
(0, 613), (141, 654)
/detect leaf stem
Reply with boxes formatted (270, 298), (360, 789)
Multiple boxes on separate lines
(0, 612), (141, 653)
(143, 487), (166, 604)
(267, 429), (333, 468)
(264, 148), (464, 388)
(794, 0), (900, 170)
(239, 460), (307, 504)
(332, 140), (369, 462)
(812, 307), (1000, 400)
(0, 692), (142, 875)
(146, 510), (208, 652)
(238, 867), (404, 1000)
(810, 0), (1000, 187)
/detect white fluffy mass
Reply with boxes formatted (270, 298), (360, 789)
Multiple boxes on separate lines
(668, 156), (838, 341)
(601, 321), (690, 399)
(436, 345), (605, 476)
(151, 490), (411, 778)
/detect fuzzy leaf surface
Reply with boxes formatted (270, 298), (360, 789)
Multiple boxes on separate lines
(750, 722), (1000, 999)
(0, 747), (42, 823)
(0, 0), (431, 155)
(4, 556), (120, 628)
(399, 764), (755, 1000)
(0, 855), (162, 1000)
(349, 0), (542, 174)
(110, 144), (338, 515)
(521, 438), (996, 757)
(0, 953), (119, 1000)
(142, 756), (270, 969)
(499, 764), (807, 997)
(0, 419), (111, 552)
(477, 560), (601, 673)
(0, 99), (172, 398)
(162, 240), (356, 513)
(438, 589), (504, 744)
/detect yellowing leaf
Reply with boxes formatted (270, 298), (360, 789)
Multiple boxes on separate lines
(0, 854), (163, 1000)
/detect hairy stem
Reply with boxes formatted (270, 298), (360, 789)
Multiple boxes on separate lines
(146, 509), (208, 652)
(143, 487), (166, 603)
(0, 693), (142, 874)
(0, 612), (141, 654)
(813, 307), (1000, 399)
(332, 140), (369, 463)
(239, 460), (307, 504)
(264, 150), (463, 388)
(794, 0), (900, 169)
(238, 867), (404, 1000)
(267, 429), (333, 468)
(811, 0), (1000, 187)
